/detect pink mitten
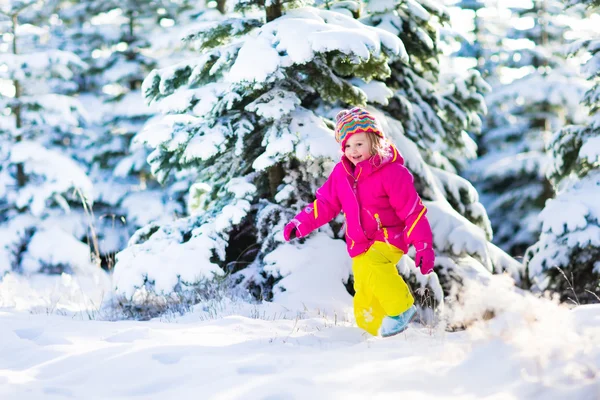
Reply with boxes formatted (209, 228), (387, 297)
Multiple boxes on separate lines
(283, 219), (301, 241)
(414, 242), (435, 275)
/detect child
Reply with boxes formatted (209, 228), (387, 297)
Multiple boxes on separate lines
(283, 107), (435, 337)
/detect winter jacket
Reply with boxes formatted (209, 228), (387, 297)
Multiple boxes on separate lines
(290, 145), (433, 258)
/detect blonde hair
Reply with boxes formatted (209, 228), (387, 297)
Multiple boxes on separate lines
(366, 131), (391, 159)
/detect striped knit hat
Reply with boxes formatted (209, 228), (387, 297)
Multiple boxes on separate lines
(335, 107), (384, 149)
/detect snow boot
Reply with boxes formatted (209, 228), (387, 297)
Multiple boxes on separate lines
(379, 305), (417, 337)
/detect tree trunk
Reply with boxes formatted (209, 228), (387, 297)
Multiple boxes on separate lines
(216, 0), (227, 14)
(126, 10), (138, 91)
(268, 163), (284, 198)
(265, 0), (282, 22)
(11, 13), (26, 187)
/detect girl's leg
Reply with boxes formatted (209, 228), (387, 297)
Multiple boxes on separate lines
(352, 287), (386, 336)
(362, 242), (414, 318)
(352, 242), (413, 335)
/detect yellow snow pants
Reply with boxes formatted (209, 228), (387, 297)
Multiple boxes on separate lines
(352, 241), (414, 336)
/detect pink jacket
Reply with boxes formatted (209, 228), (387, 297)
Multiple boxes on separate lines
(291, 145), (433, 258)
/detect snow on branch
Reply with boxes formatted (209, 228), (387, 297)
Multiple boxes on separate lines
(228, 7), (405, 84)
(7, 141), (93, 216)
(0, 50), (87, 81)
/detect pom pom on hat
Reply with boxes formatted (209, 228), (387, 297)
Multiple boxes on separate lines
(335, 107), (384, 148)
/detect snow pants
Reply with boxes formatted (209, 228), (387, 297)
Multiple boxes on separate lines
(352, 241), (414, 336)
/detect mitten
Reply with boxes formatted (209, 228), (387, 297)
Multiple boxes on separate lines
(283, 219), (301, 241)
(414, 242), (435, 275)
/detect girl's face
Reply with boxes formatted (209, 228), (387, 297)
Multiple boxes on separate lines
(344, 132), (372, 166)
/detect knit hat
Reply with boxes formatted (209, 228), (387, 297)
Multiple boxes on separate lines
(335, 107), (384, 149)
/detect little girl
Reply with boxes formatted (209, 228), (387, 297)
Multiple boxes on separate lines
(283, 107), (435, 337)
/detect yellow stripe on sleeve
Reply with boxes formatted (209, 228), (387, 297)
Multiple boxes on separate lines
(313, 200), (318, 219)
(406, 207), (426, 238)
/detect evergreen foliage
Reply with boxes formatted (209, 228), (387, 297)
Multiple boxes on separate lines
(525, 0), (600, 303)
(53, 0), (198, 264)
(452, 0), (509, 80)
(0, 0), (96, 275)
(465, 0), (589, 256)
(113, 3), (404, 301)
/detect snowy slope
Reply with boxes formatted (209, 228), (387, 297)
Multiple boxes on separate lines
(1, 275), (599, 399)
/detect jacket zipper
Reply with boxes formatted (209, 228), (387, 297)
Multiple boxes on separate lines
(350, 167), (366, 240)
(374, 213), (390, 243)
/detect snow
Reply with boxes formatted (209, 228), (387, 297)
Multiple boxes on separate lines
(8, 141), (93, 216)
(112, 221), (226, 299)
(527, 172), (600, 285)
(17, 94), (90, 129)
(136, 114), (198, 149)
(427, 200), (492, 268)
(290, 108), (341, 162)
(580, 136), (600, 165)
(20, 227), (98, 275)
(1, 272), (600, 399)
(0, 50), (86, 81)
(350, 78), (395, 105)
(264, 233), (353, 315)
(245, 89), (301, 120)
(183, 125), (228, 162)
(120, 190), (178, 227)
(228, 7), (405, 84)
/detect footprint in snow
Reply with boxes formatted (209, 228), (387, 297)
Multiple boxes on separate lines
(152, 352), (184, 365)
(43, 387), (75, 398)
(104, 328), (150, 343)
(14, 327), (72, 346)
(14, 327), (44, 341)
(237, 364), (277, 375)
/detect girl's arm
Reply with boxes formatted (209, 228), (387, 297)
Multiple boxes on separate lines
(284, 170), (342, 240)
(385, 165), (433, 248)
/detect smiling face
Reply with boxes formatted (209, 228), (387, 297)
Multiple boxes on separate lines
(344, 132), (373, 166)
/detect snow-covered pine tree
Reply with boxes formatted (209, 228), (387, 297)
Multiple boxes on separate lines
(524, 0), (600, 303)
(0, 0), (98, 277)
(112, 1), (406, 308)
(466, 0), (589, 257)
(358, 0), (521, 314)
(53, 1), (199, 267)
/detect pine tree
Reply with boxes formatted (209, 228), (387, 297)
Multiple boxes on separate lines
(524, 0), (600, 303)
(467, 0), (589, 257)
(112, 1), (408, 303)
(52, 1), (200, 266)
(0, 0), (97, 276)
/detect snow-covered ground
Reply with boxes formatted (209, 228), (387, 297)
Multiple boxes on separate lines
(1, 273), (599, 400)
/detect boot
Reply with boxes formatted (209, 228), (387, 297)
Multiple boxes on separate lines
(379, 305), (417, 337)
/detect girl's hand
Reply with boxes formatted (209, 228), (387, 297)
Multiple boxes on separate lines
(414, 242), (435, 275)
(283, 219), (300, 241)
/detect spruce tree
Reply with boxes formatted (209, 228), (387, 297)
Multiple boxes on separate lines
(0, 0), (97, 276)
(112, 1), (407, 302)
(53, 0), (199, 266)
(467, 0), (589, 257)
(525, 0), (600, 303)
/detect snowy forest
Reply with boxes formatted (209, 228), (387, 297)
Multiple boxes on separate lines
(1, 0), (600, 398)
